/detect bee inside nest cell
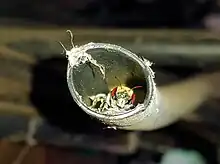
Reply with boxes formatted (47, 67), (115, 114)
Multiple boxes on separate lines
(89, 77), (144, 115)
(67, 42), (157, 127)
(68, 46), (150, 116)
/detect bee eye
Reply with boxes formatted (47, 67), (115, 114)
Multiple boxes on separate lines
(111, 87), (117, 97)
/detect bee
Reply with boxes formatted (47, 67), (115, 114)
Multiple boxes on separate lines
(89, 77), (143, 112)
(106, 77), (142, 109)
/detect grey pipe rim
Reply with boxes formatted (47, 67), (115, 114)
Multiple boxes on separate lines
(67, 42), (158, 127)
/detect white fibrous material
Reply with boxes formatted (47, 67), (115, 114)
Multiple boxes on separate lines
(141, 57), (155, 78)
(59, 30), (105, 79)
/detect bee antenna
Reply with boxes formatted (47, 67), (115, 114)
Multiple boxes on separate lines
(66, 30), (75, 49)
(58, 41), (67, 54)
(131, 86), (143, 90)
(115, 76), (122, 88)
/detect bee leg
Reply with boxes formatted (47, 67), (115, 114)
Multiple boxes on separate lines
(101, 102), (109, 112)
(99, 100), (105, 111)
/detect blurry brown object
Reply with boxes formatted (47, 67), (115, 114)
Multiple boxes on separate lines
(0, 140), (45, 164)
(0, 140), (110, 164)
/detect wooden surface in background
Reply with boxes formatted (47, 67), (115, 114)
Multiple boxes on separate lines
(0, 140), (108, 164)
(0, 140), (45, 164)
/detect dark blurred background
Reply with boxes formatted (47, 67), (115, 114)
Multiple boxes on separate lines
(0, 0), (219, 29)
